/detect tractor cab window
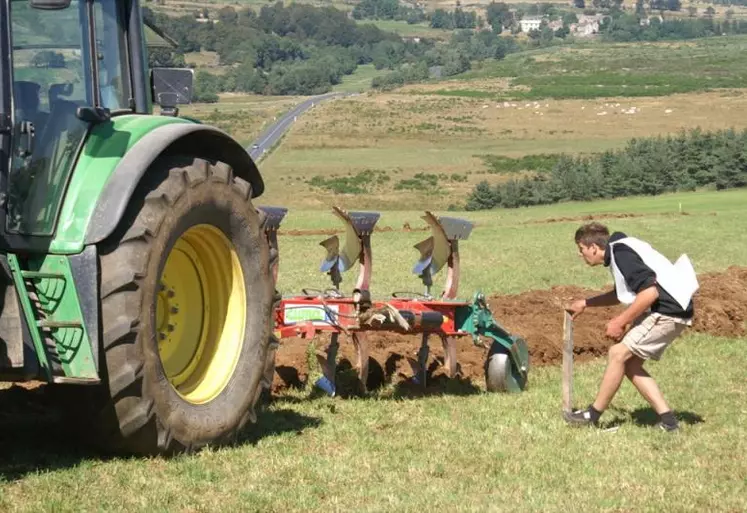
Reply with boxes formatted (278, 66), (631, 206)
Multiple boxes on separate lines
(7, 0), (131, 236)
(8, 0), (92, 235)
(94, 0), (129, 110)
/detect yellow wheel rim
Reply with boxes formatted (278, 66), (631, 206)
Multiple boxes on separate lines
(156, 224), (246, 404)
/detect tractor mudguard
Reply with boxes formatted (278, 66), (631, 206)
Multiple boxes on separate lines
(84, 122), (263, 246)
(48, 116), (263, 254)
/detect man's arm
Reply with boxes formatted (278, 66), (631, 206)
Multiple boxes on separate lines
(586, 289), (620, 307)
(566, 289), (619, 319)
(612, 285), (659, 328)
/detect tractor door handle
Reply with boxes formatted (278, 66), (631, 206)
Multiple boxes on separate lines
(0, 113), (11, 134)
(18, 120), (35, 157)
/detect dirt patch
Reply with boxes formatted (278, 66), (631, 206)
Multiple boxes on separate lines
(690, 266), (747, 337)
(278, 224), (429, 237)
(271, 267), (747, 394)
(524, 211), (695, 225)
(279, 228), (340, 237)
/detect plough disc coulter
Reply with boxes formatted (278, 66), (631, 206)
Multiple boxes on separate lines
(258, 206), (530, 396)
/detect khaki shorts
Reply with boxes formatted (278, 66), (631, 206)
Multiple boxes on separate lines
(622, 313), (690, 361)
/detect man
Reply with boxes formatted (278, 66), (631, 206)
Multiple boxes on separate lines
(565, 222), (698, 431)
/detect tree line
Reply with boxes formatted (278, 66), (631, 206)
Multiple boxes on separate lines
(352, 0), (426, 24)
(352, 0), (478, 29)
(146, 0), (525, 98)
(465, 128), (747, 210)
(372, 30), (521, 89)
(145, 2), (416, 99)
(602, 13), (747, 41)
(429, 8), (479, 29)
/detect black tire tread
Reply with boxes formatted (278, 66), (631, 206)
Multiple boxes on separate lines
(95, 155), (268, 455)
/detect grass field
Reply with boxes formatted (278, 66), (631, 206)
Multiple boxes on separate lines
(4, 29), (747, 513)
(1, 190), (745, 512)
(331, 64), (390, 93)
(363, 19), (453, 39)
(256, 87), (747, 209)
(421, 36), (747, 100)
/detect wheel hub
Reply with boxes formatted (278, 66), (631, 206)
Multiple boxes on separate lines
(155, 224), (247, 404)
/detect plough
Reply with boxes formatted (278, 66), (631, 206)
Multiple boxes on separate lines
(258, 206), (530, 397)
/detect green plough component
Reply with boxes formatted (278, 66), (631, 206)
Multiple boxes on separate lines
(456, 292), (530, 392)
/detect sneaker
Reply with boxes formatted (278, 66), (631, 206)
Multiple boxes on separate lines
(657, 421), (679, 432)
(563, 408), (598, 427)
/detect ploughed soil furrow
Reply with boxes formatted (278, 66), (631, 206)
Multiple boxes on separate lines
(271, 267), (747, 394)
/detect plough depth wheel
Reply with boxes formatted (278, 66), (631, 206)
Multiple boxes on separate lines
(485, 338), (529, 393)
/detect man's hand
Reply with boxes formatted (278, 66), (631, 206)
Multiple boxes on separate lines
(566, 299), (587, 320)
(606, 317), (627, 341)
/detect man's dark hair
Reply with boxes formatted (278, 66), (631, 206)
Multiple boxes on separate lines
(574, 222), (610, 248)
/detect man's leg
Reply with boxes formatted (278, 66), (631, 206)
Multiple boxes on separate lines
(592, 343), (635, 412)
(565, 343), (634, 426)
(624, 356), (669, 414)
(564, 314), (685, 428)
(625, 357), (679, 430)
(621, 314), (686, 431)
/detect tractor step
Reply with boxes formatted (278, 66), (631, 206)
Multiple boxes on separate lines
(52, 376), (100, 385)
(7, 254), (99, 382)
(20, 271), (66, 280)
(36, 320), (84, 329)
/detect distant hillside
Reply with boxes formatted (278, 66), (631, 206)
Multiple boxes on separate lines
(146, 0), (747, 99)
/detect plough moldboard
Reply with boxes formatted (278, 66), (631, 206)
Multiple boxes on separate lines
(257, 206), (530, 397)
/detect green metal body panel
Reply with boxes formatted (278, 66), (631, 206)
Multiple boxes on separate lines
(49, 114), (192, 254)
(456, 293), (530, 392)
(7, 253), (98, 381)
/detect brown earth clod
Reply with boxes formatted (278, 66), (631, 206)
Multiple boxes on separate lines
(277, 225), (429, 237)
(523, 211), (697, 226)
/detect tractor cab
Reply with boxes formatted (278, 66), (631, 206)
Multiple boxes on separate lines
(0, 0), (189, 242)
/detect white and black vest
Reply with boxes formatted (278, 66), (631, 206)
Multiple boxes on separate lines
(608, 237), (699, 310)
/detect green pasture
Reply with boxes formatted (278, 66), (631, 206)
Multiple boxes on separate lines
(1, 330), (744, 511)
(429, 35), (747, 100)
(331, 64), (390, 93)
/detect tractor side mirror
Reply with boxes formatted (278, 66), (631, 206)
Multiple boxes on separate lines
(151, 68), (193, 117)
(29, 0), (71, 9)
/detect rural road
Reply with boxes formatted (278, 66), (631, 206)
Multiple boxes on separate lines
(246, 92), (354, 162)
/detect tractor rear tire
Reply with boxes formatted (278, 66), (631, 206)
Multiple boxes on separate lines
(94, 155), (273, 455)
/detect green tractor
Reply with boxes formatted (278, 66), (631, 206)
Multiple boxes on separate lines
(0, 0), (274, 455)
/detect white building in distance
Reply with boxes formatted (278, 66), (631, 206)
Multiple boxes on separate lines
(519, 16), (543, 32)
